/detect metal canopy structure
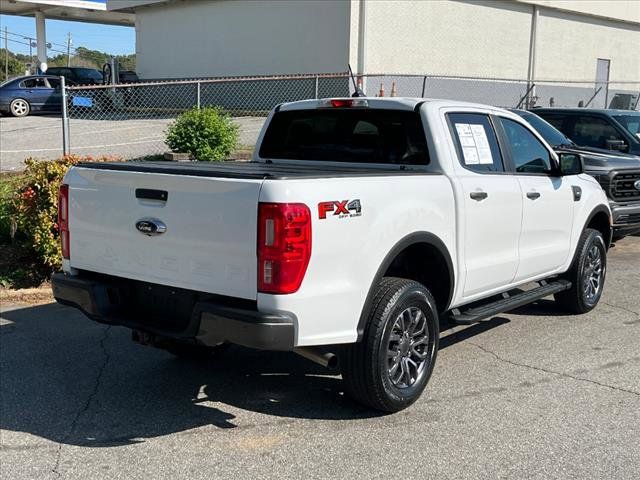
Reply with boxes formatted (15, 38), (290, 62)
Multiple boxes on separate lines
(1, 0), (135, 72)
(1, 0), (134, 26)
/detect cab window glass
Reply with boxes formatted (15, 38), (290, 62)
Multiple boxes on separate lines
(569, 116), (624, 148)
(20, 78), (48, 88)
(500, 118), (553, 174)
(260, 109), (429, 165)
(613, 114), (640, 138)
(447, 113), (504, 173)
(538, 114), (566, 131)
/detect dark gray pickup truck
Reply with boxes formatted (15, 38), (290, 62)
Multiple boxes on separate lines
(532, 108), (640, 157)
(513, 109), (640, 238)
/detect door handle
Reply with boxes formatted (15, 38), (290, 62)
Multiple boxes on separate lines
(526, 191), (541, 200)
(470, 191), (488, 201)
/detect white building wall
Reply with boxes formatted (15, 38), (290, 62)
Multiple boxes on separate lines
(535, 8), (640, 82)
(518, 0), (640, 25)
(357, 0), (639, 83)
(127, 0), (638, 85)
(134, 0), (351, 79)
(360, 0), (534, 78)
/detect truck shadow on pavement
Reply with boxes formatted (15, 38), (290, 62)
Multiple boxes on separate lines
(1, 302), (508, 448)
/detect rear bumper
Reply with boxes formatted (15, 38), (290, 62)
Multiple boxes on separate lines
(51, 272), (295, 351)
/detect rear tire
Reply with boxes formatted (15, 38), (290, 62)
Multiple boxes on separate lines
(10, 98), (30, 117)
(554, 228), (607, 314)
(341, 277), (439, 412)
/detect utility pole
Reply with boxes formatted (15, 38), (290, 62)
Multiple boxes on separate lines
(4, 27), (8, 81)
(66, 32), (72, 67)
(23, 36), (35, 74)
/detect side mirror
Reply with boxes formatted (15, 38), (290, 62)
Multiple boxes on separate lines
(606, 139), (627, 152)
(558, 152), (583, 176)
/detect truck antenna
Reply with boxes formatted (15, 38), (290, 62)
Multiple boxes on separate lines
(348, 64), (365, 97)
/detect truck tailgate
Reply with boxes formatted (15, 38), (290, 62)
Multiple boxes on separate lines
(66, 167), (262, 300)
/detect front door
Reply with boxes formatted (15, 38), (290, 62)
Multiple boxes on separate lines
(497, 116), (574, 281)
(43, 77), (62, 112)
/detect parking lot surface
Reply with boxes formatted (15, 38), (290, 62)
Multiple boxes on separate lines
(1, 236), (639, 480)
(0, 115), (266, 171)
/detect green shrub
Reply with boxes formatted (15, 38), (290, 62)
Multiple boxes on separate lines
(166, 107), (239, 161)
(8, 155), (122, 272)
(0, 174), (21, 242)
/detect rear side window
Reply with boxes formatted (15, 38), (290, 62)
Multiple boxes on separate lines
(537, 113), (566, 132)
(447, 113), (504, 173)
(20, 78), (48, 88)
(259, 108), (429, 165)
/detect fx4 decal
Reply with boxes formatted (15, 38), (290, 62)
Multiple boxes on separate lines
(318, 199), (362, 219)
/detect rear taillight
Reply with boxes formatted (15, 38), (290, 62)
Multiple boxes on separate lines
(258, 202), (311, 294)
(58, 184), (70, 259)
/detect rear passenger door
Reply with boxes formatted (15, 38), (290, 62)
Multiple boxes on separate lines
(447, 113), (523, 298)
(496, 117), (574, 281)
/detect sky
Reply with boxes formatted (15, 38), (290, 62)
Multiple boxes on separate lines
(0, 0), (135, 57)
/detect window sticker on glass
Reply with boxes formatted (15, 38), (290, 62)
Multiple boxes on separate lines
(455, 123), (494, 165)
(463, 146), (480, 164)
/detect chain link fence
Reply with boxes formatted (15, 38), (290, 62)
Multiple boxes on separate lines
(61, 72), (640, 161)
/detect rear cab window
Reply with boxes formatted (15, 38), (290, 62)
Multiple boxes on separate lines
(259, 108), (429, 165)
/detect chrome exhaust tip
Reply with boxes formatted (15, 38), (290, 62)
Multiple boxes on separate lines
(293, 347), (338, 369)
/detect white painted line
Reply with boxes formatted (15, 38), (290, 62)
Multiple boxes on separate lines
(1, 137), (164, 153)
(1, 147), (63, 153)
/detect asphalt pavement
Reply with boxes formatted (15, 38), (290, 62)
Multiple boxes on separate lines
(1, 237), (639, 479)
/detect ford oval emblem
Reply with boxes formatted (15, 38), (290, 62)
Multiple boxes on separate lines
(135, 218), (167, 236)
(635, 180), (640, 191)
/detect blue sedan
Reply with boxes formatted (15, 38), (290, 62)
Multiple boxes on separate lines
(0, 75), (63, 117)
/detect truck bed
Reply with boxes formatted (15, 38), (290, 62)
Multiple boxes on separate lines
(77, 160), (432, 180)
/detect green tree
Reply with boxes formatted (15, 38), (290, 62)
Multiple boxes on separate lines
(0, 48), (27, 82)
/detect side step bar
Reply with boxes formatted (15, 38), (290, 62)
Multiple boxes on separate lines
(448, 280), (572, 325)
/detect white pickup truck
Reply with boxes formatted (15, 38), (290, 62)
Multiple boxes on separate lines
(53, 97), (612, 412)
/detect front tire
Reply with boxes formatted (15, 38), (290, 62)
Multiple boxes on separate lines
(554, 228), (607, 313)
(10, 98), (30, 117)
(341, 277), (439, 412)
